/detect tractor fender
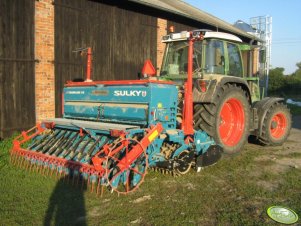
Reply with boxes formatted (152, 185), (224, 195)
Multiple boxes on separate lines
(193, 75), (252, 104)
(253, 97), (284, 137)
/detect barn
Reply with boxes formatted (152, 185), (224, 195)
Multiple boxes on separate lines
(0, 0), (257, 138)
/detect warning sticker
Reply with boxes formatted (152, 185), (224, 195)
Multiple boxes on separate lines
(148, 130), (159, 142)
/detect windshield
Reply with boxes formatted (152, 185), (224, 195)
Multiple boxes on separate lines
(160, 41), (202, 76)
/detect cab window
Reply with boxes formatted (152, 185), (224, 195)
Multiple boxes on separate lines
(205, 40), (225, 74)
(227, 43), (243, 77)
(161, 41), (202, 75)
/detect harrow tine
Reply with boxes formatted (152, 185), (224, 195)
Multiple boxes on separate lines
(16, 155), (22, 167)
(9, 152), (14, 165)
(35, 130), (60, 152)
(28, 131), (50, 150)
(96, 178), (101, 195)
(59, 133), (78, 157)
(46, 165), (51, 177)
(46, 130), (68, 155)
(64, 134), (86, 159)
(14, 155), (20, 166)
(91, 181), (95, 193)
(83, 136), (109, 162)
(53, 132), (76, 157)
(44, 130), (68, 154)
(78, 137), (100, 162)
(25, 160), (30, 170)
(22, 158), (28, 168)
(72, 137), (93, 161)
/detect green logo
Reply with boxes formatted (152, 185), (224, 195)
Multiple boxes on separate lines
(267, 206), (299, 224)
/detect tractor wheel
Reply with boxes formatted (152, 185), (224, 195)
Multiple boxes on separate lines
(260, 102), (291, 145)
(194, 84), (250, 154)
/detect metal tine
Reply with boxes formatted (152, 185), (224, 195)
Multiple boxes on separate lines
(28, 131), (51, 150)
(91, 180), (95, 193)
(13, 154), (19, 166)
(82, 136), (109, 163)
(18, 155), (25, 167)
(12, 154), (19, 166)
(17, 156), (24, 168)
(13, 154), (18, 166)
(49, 131), (72, 156)
(53, 131), (76, 157)
(63, 134), (87, 159)
(10, 152), (15, 165)
(70, 137), (92, 161)
(23, 159), (29, 170)
(41, 130), (65, 153)
(77, 136), (102, 162)
(87, 176), (91, 191)
(96, 178), (100, 195)
(59, 133), (78, 157)
(35, 130), (60, 151)
(19, 156), (25, 168)
(46, 130), (68, 155)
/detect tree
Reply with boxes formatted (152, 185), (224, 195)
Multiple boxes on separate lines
(293, 61), (301, 80)
(268, 67), (285, 93)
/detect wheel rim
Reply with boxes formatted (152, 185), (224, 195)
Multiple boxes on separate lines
(270, 113), (287, 139)
(219, 98), (245, 146)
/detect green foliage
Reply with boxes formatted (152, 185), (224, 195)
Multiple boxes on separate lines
(268, 67), (285, 93)
(292, 61), (301, 80)
(268, 63), (301, 96)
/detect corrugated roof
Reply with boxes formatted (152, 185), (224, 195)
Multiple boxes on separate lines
(129, 0), (261, 42)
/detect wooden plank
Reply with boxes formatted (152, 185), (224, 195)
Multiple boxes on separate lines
(0, 0), (35, 138)
(54, 0), (157, 117)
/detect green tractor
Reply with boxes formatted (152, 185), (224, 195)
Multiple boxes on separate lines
(159, 30), (291, 154)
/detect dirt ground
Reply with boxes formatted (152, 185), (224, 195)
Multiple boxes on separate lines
(250, 115), (301, 178)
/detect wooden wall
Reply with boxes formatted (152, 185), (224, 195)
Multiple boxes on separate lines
(0, 0), (35, 138)
(54, 0), (157, 117)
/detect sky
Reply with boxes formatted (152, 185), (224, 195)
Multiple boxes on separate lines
(185, 0), (301, 74)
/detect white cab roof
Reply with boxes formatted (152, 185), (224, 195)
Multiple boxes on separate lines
(204, 32), (242, 42)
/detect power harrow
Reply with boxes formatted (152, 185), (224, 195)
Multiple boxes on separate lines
(11, 35), (223, 195)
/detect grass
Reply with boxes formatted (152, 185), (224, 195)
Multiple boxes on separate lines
(1, 137), (301, 225)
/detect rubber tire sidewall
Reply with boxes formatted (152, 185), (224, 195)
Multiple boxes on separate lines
(262, 103), (291, 145)
(214, 86), (250, 154)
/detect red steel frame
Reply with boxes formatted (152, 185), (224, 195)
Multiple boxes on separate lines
(11, 125), (104, 178)
(86, 47), (92, 81)
(182, 34), (194, 136)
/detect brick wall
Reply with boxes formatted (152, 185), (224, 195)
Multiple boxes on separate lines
(157, 18), (167, 73)
(35, 0), (55, 122)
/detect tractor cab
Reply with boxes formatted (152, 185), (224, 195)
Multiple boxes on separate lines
(161, 30), (247, 78)
(160, 30), (263, 102)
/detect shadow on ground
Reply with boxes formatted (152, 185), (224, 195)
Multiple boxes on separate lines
(44, 176), (87, 226)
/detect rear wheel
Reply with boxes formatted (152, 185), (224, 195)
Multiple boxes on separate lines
(260, 102), (291, 145)
(194, 84), (250, 154)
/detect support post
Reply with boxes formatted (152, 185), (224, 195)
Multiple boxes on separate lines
(182, 35), (194, 135)
(85, 47), (92, 82)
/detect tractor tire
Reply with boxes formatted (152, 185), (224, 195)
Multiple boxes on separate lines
(260, 102), (291, 146)
(194, 84), (250, 154)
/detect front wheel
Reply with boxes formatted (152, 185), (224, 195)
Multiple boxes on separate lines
(260, 102), (291, 145)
